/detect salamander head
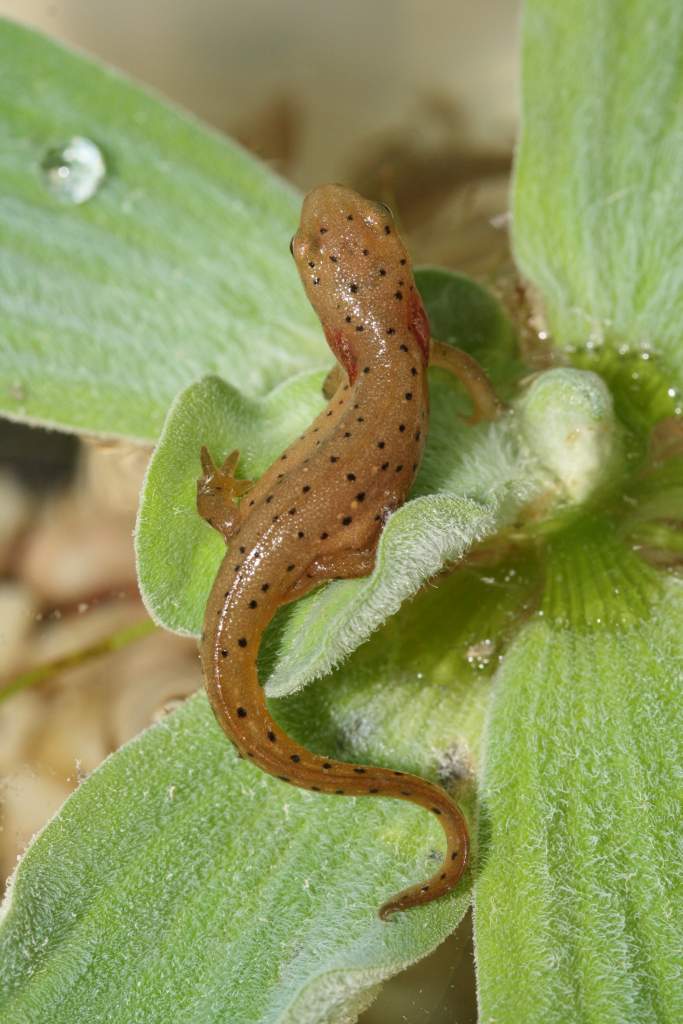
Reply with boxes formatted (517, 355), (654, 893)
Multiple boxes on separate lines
(291, 184), (429, 377)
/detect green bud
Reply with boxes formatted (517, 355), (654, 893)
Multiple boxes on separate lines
(517, 368), (620, 504)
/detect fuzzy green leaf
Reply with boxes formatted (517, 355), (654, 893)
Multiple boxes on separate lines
(0, 552), (538, 1024)
(514, 0), (683, 393)
(135, 357), (553, 699)
(0, 18), (323, 441)
(475, 525), (683, 1023)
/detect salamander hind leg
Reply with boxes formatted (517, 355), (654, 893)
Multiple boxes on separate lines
(197, 446), (252, 540)
(282, 545), (377, 604)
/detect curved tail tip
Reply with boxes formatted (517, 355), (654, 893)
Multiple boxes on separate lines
(378, 899), (401, 921)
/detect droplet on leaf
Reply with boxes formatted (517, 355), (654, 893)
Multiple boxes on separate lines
(41, 136), (106, 204)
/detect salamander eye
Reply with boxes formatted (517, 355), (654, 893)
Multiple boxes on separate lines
(289, 236), (295, 256)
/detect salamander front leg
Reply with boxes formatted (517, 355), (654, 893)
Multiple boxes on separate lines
(430, 340), (502, 424)
(197, 446), (252, 541)
(322, 363), (347, 399)
(283, 546), (377, 604)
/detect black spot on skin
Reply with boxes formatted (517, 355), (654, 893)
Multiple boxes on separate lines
(291, 754), (301, 763)
(415, 430), (421, 441)
(237, 707), (247, 717)
(441, 873), (447, 880)
(335, 789), (345, 795)
(238, 637), (247, 648)
(357, 416), (365, 423)
(451, 851), (458, 860)
(345, 315), (352, 323)
(220, 649), (228, 657)
(312, 277), (320, 285)
(355, 492), (366, 502)
(330, 255), (338, 262)
(355, 325), (364, 332)
(248, 600), (257, 609)
(363, 366), (370, 374)
(239, 545), (246, 553)
(347, 213), (354, 221)
(362, 248), (369, 255)
(278, 776), (289, 782)
(308, 260), (315, 267)
(369, 788), (380, 793)
(377, 441), (385, 449)
(405, 392), (413, 401)
(432, 807), (442, 815)
(387, 328), (396, 336)
(400, 258), (407, 265)
(379, 268), (386, 276)
(412, 463), (417, 471)
(298, 531), (305, 539)
(342, 516), (352, 526)
(320, 226), (328, 234)
(395, 291), (403, 300)
(393, 771), (404, 776)
(272, 515), (279, 523)
(421, 885), (430, 893)
(322, 762), (332, 769)
(289, 507), (296, 515)
(344, 431), (352, 438)
(347, 472), (356, 481)
(249, 499), (255, 506)
(326, 411), (333, 417)
(381, 462), (389, 470)
(261, 583), (270, 592)
(399, 344), (408, 352)
(330, 455), (339, 463)
(354, 767), (366, 774)
(268, 730), (277, 742)
(234, 564), (241, 572)
(399, 423), (405, 432)
(320, 531), (329, 540)
(395, 465), (404, 473)
(384, 225), (391, 234)
(401, 790), (412, 796)
(287, 564), (295, 572)
(312, 786), (321, 791)
(266, 495), (273, 503)
(349, 283), (358, 294)
(303, 485), (311, 493)
(281, 453), (287, 460)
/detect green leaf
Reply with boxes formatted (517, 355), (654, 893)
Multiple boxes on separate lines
(513, 1), (683, 395)
(135, 355), (551, 696)
(0, 18), (323, 441)
(475, 524), (682, 1023)
(135, 268), (536, 648)
(0, 553), (537, 1024)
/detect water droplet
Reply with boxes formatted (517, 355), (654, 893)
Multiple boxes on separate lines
(41, 136), (106, 204)
(466, 638), (497, 669)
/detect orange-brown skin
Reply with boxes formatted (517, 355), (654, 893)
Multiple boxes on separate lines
(198, 185), (499, 918)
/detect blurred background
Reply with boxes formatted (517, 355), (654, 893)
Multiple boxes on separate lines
(0, 2), (521, 1020)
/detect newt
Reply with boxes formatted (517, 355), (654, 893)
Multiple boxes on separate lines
(198, 184), (499, 918)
